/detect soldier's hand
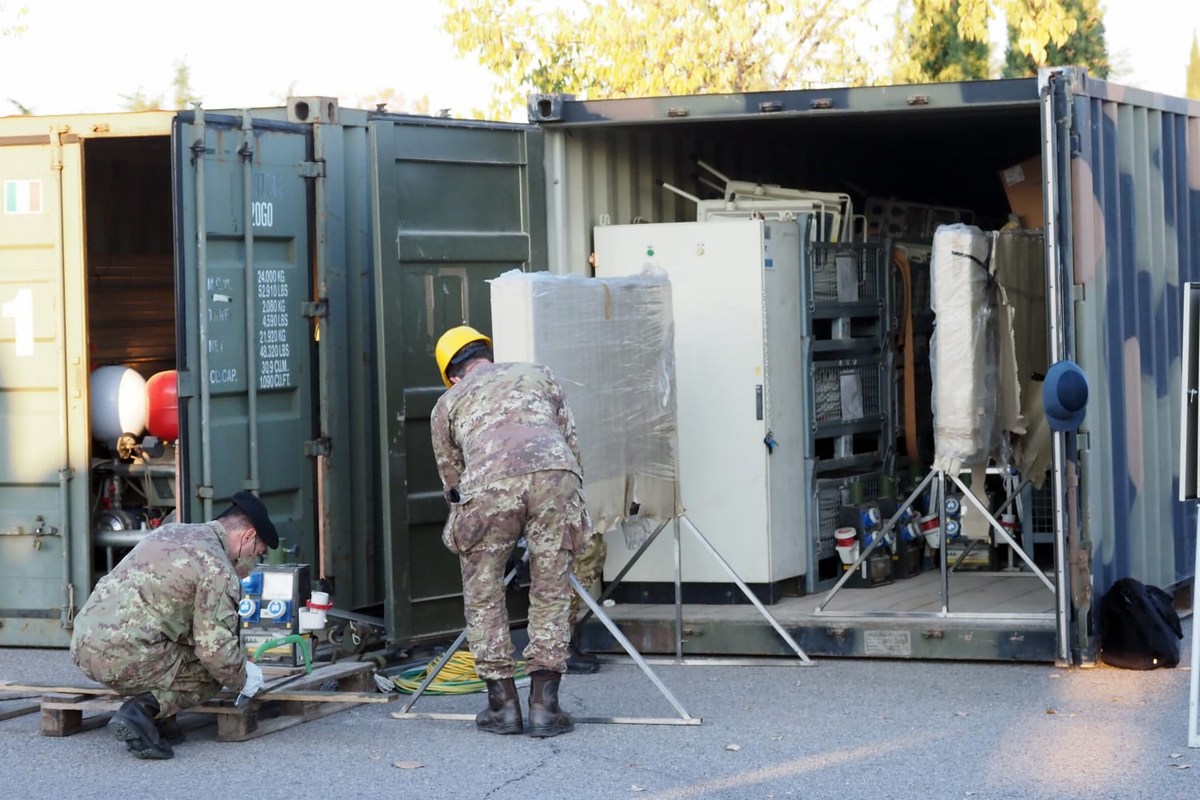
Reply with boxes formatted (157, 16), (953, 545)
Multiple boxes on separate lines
(242, 660), (265, 697)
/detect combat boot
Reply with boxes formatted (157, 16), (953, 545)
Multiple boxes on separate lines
(476, 677), (523, 735)
(565, 632), (601, 675)
(108, 693), (173, 759)
(526, 670), (574, 738)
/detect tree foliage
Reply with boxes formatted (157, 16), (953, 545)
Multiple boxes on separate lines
(927, 0), (1080, 64)
(443, 0), (878, 119)
(171, 60), (199, 109)
(118, 87), (163, 112)
(1, 2), (26, 38)
(894, 0), (990, 83)
(1188, 35), (1200, 101)
(119, 60), (199, 111)
(3, 3), (29, 113)
(1002, 0), (1108, 78)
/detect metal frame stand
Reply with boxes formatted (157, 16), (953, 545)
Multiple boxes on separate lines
(396, 508), (817, 727)
(815, 468), (1055, 616)
(391, 555), (701, 727)
(579, 515), (814, 666)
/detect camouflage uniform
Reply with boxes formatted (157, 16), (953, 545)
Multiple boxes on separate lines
(569, 533), (607, 627)
(70, 522), (248, 717)
(432, 361), (591, 680)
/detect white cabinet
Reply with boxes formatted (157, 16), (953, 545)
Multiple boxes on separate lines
(593, 219), (806, 585)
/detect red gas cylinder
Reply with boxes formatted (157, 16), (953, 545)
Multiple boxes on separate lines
(146, 370), (179, 440)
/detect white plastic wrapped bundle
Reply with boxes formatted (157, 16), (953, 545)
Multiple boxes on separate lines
(489, 268), (681, 535)
(930, 224), (998, 473)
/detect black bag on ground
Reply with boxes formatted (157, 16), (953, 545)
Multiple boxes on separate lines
(1099, 577), (1183, 670)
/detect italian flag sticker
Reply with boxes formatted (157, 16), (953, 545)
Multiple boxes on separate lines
(4, 180), (43, 214)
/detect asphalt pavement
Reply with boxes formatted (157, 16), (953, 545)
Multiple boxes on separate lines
(1, 622), (1196, 800)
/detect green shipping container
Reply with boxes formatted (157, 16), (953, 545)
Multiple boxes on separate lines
(0, 101), (544, 648)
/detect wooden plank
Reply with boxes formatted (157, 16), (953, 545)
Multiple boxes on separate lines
(0, 702), (38, 722)
(0, 682), (114, 696)
(218, 699), (356, 742)
(392, 711), (702, 726)
(38, 688), (390, 715)
(266, 689), (394, 704)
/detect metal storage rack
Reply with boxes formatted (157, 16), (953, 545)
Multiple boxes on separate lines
(799, 240), (894, 475)
(800, 239), (895, 591)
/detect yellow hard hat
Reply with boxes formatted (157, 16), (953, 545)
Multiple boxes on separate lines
(435, 326), (492, 387)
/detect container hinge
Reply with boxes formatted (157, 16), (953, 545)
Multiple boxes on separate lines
(299, 161), (325, 179)
(48, 126), (69, 171)
(1070, 545), (1092, 609)
(301, 300), (329, 319)
(176, 369), (196, 399)
(305, 438), (331, 458)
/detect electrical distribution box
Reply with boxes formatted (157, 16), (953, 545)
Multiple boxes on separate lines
(593, 219), (807, 586)
(239, 564), (312, 666)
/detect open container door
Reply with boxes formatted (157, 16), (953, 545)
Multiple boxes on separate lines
(369, 115), (547, 644)
(1051, 68), (1200, 662)
(172, 109), (318, 561)
(0, 128), (90, 646)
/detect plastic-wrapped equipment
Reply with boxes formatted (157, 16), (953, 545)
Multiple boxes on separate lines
(489, 268), (681, 535)
(930, 224), (998, 473)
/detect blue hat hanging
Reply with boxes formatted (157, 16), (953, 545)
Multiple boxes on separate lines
(1043, 359), (1089, 433)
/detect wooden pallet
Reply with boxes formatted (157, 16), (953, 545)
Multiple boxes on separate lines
(3, 660), (393, 742)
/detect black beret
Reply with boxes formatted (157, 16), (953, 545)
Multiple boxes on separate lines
(229, 491), (279, 549)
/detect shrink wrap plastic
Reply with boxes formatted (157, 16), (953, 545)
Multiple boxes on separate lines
(930, 224), (999, 473)
(490, 268), (682, 537)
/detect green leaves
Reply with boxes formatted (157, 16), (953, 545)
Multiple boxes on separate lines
(1187, 34), (1200, 100)
(443, 0), (876, 119)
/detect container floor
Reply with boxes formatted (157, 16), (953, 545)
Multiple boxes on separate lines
(582, 569), (1060, 663)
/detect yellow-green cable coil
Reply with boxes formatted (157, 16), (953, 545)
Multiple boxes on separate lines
(390, 650), (528, 695)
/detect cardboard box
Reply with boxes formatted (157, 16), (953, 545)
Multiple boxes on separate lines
(998, 156), (1044, 229)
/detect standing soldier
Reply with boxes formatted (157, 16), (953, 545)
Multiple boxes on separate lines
(431, 325), (590, 738)
(70, 492), (276, 759)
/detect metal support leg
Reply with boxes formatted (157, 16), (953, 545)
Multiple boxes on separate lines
(569, 575), (697, 722)
(679, 517), (813, 664)
(947, 473), (1055, 593)
(673, 517), (684, 662)
(576, 518), (671, 629)
(816, 469), (938, 612)
(395, 547), (700, 726)
(398, 560), (523, 713)
(1189, 508), (1200, 748)
(938, 472), (949, 613)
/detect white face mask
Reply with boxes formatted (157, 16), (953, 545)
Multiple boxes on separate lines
(234, 554), (259, 578)
(233, 533), (260, 577)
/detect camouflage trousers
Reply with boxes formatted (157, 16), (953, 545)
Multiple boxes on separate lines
(568, 533), (607, 628)
(71, 637), (223, 718)
(444, 470), (590, 679)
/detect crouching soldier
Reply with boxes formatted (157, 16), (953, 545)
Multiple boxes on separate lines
(70, 492), (276, 758)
